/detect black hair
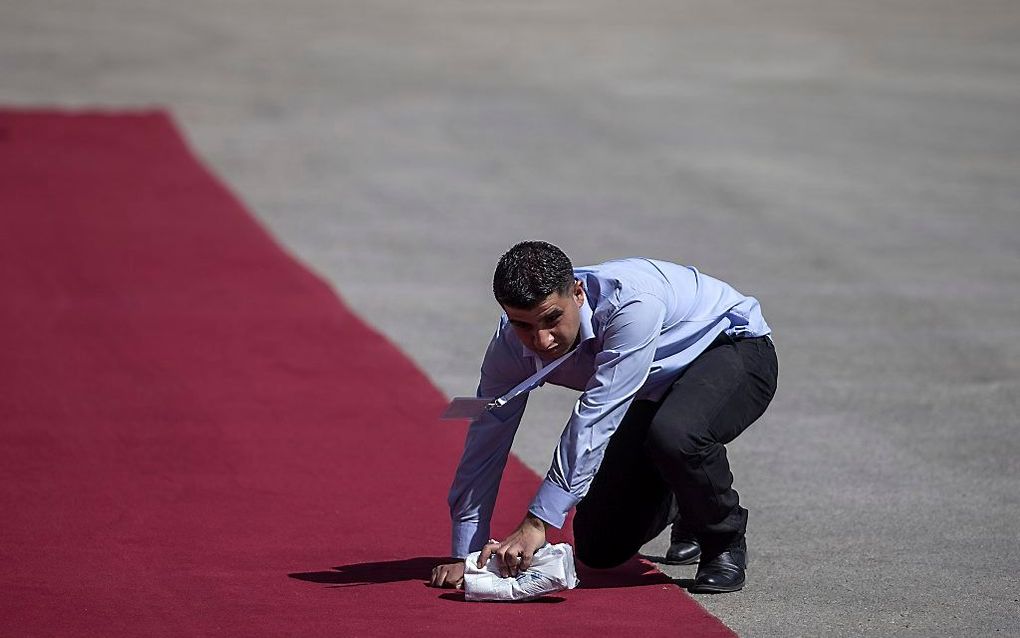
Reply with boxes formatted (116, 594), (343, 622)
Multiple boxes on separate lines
(492, 241), (575, 309)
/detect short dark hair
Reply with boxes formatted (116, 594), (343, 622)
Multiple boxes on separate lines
(493, 241), (575, 309)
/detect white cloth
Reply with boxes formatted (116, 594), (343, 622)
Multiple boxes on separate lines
(463, 543), (579, 602)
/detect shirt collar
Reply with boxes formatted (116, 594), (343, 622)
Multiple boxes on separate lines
(577, 286), (596, 343)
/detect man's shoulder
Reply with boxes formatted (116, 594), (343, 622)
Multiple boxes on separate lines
(578, 258), (693, 304)
(480, 317), (537, 386)
(485, 314), (530, 361)
(576, 257), (687, 279)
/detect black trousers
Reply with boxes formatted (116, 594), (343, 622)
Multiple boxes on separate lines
(573, 333), (778, 569)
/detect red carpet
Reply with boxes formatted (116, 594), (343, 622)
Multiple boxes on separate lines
(0, 110), (736, 637)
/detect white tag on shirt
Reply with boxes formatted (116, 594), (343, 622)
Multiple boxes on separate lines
(440, 397), (495, 420)
(439, 347), (579, 421)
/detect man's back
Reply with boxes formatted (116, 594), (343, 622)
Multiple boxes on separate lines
(490, 257), (770, 402)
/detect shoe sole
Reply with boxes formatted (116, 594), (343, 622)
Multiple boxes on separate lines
(661, 554), (701, 566)
(687, 580), (745, 594)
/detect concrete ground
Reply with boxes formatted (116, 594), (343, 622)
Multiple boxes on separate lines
(4, 1), (1019, 635)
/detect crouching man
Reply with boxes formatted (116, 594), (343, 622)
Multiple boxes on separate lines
(429, 241), (778, 593)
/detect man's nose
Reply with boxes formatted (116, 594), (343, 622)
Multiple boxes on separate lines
(534, 330), (554, 350)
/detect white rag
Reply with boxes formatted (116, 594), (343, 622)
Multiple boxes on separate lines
(463, 543), (579, 602)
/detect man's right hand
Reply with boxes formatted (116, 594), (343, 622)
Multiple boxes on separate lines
(429, 561), (465, 588)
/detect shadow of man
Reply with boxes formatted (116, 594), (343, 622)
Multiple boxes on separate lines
(289, 556), (450, 587)
(290, 555), (673, 591)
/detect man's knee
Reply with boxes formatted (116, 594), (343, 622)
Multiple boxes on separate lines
(575, 536), (632, 570)
(573, 513), (639, 569)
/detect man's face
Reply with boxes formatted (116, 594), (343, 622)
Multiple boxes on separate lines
(503, 281), (585, 361)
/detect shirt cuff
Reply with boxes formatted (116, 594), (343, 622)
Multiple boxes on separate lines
(451, 520), (487, 559)
(528, 479), (580, 529)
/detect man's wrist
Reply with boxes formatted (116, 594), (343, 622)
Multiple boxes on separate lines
(524, 512), (550, 531)
(528, 480), (576, 529)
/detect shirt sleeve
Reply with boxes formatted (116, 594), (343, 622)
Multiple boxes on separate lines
(447, 324), (533, 558)
(528, 295), (666, 529)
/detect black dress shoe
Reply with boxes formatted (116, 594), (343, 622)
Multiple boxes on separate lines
(664, 522), (701, 565)
(689, 548), (746, 593)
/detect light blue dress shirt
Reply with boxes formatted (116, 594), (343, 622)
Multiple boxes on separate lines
(448, 258), (770, 558)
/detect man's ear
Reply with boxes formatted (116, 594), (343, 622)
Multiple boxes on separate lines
(573, 280), (584, 307)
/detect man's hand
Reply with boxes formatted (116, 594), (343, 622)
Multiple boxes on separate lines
(429, 561), (465, 588)
(477, 514), (549, 578)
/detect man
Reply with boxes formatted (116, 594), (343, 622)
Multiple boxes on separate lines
(429, 241), (778, 593)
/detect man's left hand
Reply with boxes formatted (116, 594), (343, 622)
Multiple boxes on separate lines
(477, 513), (548, 578)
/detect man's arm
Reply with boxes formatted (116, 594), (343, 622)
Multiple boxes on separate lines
(529, 295), (667, 528)
(447, 395), (528, 558)
(478, 296), (666, 577)
(446, 322), (533, 559)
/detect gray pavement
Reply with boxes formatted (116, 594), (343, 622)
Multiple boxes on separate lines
(3, 1), (1019, 635)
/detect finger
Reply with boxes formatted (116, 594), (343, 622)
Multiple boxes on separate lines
(495, 547), (510, 577)
(504, 550), (521, 577)
(519, 549), (534, 572)
(480, 542), (501, 568)
(478, 545), (495, 569)
(429, 566), (442, 588)
(445, 566), (462, 588)
(442, 568), (458, 588)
